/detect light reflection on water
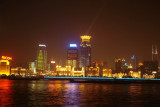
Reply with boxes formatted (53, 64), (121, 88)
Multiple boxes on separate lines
(0, 79), (160, 106)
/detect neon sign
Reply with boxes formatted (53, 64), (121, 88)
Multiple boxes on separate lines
(39, 44), (46, 47)
(70, 44), (77, 47)
(2, 56), (12, 60)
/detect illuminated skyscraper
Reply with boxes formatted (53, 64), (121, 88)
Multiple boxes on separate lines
(37, 44), (47, 74)
(79, 35), (91, 68)
(66, 44), (78, 68)
(29, 61), (36, 75)
(152, 45), (158, 62)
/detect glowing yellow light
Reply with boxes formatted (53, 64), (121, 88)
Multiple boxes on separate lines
(80, 35), (91, 42)
(0, 59), (10, 76)
(130, 71), (133, 73)
(51, 61), (55, 63)
(138, 62), (143, 66)
(2, 56), (12, 60)
(122, 58), (125, 61)
(128, 64), (133, 69)
(0, 60), (10, 65)
(115, 58), (121, 62)
(11, 68), (18, 70)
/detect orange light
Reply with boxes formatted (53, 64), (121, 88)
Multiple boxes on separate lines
(1, 56), (12, 60)
(138, 62), (143, 66)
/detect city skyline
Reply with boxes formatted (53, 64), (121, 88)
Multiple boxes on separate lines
(0, 36), (158, 69)
(1, 0), (160, 67)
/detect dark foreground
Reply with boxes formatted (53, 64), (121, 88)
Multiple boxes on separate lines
(1, 79), (160, 106)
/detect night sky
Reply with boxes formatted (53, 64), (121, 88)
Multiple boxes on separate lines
(0, 0), (160, 67)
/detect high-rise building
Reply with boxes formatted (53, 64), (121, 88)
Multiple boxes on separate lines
(0, 56), (12, 76)
(121, 58), (128, 72)
(29, 61), (36, 75)
(37, 44), (47, 74)
(152, 45), (158, 62)
(66, 44), (78, 68)
(50, 60), (56, 75)
(79, 35), (91, 68)
(115, 58), (122, 73)
(131, 55), (137, 71)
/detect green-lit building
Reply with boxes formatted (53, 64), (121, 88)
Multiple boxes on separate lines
(37, 44), (47, 74)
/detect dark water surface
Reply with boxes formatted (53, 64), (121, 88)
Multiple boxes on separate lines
(0, 79), (160, 107)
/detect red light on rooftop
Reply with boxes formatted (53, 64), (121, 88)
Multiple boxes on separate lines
(98, 63), (102, 64)
(70, 56), (75, 58)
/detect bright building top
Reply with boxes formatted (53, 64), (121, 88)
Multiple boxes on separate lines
(80, 35), (91, 42)
(39, 44), (46, 47)
(1, 56), (12, 60)
(70, 44), (77, 48)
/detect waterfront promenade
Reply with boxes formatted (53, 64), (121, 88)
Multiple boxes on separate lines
(44, 76), (160, 83)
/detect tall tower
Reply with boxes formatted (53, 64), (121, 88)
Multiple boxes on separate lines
(37, 44), (47, 74)
(79, 35), (91, 68)
(152, 45), (158, 62)
(121, 58), (127, 72)
(66, 44), (78, 68)
(115, 58), (122, 73)
(131, 55), (136, 71)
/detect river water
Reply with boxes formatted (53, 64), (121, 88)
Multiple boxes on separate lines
(0, 79), (160, 106)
